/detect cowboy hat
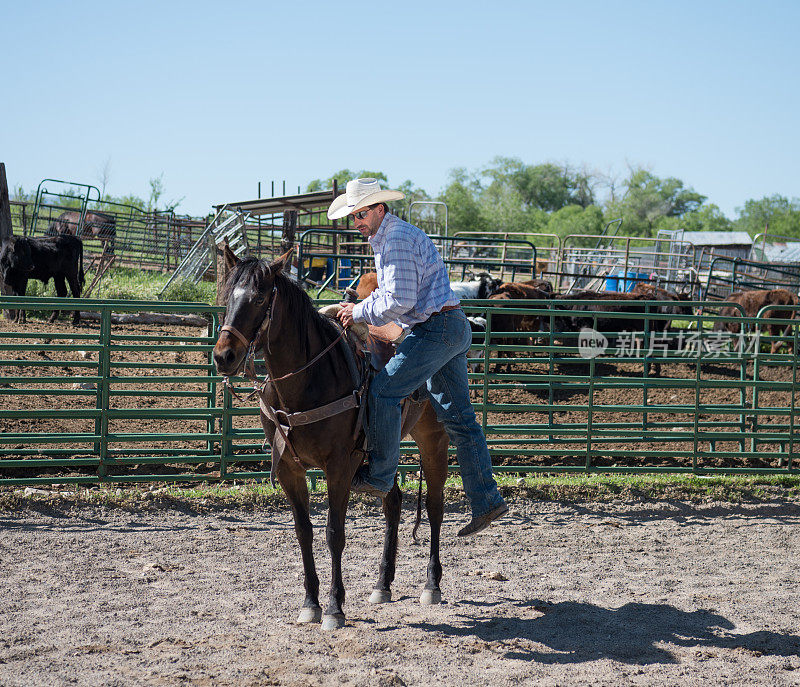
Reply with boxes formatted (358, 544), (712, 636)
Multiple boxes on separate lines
(327, 178), (405, 220)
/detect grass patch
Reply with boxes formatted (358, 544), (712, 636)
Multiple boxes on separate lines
(491, 472), (800, 503)
(2, 473), (799, 512)
(19, 267), (216, 303)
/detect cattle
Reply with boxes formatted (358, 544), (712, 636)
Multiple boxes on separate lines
(449, 272), (504, 300)
(486, 284), (553, 372)
(630, 283), (694, 321)
(356, 270), (504, 301)
(46, 210), (116, 254)
(550, 290), (679, 338)
(537, 290), (691, 375)
(712, 288), (799, 353)
(522, 278), (554, 294)
(0, 235), (85, 324)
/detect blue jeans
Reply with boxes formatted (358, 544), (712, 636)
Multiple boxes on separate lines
(364, 309), (505, 518)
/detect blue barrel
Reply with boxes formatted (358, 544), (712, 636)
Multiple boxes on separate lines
(338, 259), (352, 289)
(605, 276), (619, 292)
(624, 271), (650, 292)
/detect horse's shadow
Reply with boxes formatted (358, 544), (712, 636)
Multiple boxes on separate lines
(409, 599), (800, 665)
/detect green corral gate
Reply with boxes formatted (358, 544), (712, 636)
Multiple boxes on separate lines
(0, 296), (798, 486)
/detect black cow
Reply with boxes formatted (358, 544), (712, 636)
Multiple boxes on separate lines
(46, 210), (116, 254)
(549, 290), (692, 337)
(0, 235), (85, 324)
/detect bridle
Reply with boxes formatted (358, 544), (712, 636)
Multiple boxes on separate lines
(217, 275), (366, 484)
(219, 283), (278, 377)
(219, 282), (347, 385)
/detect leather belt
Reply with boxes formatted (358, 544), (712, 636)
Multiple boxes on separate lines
(428, 304), (461, 317)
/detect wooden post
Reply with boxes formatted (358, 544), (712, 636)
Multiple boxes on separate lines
(0, 163), (11, 241)
(281, 210), (297, 274)
(1, 163), (15, 319)
(215, 239), (228, 306)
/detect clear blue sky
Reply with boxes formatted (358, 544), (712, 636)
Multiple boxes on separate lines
(2, 1), (797, 219)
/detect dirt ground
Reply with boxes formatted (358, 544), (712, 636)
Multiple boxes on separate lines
(2, 494), (800, 686)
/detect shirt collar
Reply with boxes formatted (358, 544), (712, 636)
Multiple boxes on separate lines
(368, 213), (393, 250)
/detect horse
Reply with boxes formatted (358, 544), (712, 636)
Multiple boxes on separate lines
(46, 210), (116, 254)
(212, 247), (450, 630)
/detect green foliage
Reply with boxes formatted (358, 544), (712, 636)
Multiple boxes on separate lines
(734, 195), (800, 238)
(306, 169), (388, 193)
(394, 179), (432, 226)
(604, 168), (707, 236)
(10, 266), (214, 304)
(147, 173), (184, 212)
(440, 169), (489, 235)
(671, 203), (733, 232)
(484, 157), (595, 211)
(546, 204), (605, 241)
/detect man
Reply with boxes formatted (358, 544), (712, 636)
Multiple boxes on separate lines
(330, 178), (507, 537)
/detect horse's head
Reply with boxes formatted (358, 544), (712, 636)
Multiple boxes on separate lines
(213, 246), (291, 376)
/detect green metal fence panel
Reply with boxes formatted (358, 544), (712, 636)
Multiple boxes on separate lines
(704, 256), (800, 300)
(1, 295), (798, 486)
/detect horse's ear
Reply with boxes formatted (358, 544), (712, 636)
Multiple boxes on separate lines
(271, 248), (294, 274)
(223, 243), (239, 272)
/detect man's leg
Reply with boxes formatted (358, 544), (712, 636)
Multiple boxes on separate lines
(360, 325), (460, 494)
(425, 313), (506, 521)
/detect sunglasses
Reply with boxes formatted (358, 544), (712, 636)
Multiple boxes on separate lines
(353, 206), (374, 220)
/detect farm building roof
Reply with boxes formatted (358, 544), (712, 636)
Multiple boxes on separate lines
(762, 242), (800, 263)
(214, 190), (337, 217)
(681, 231), (753, 247)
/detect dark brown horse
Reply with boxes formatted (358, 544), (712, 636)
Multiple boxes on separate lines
(46, 210), (116, 253)
(213, 249), (450, 630)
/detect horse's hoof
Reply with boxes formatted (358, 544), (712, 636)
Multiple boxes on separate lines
(369, 589), (392, 605)
(297, 606), (322, 624)
(420, 589), (442, 606)
(321, 613), (346, 631)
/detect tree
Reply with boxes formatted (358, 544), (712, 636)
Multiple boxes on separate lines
(96, 157), (112, 198)
(606, 168), (706, 236)
(306, 169), (388, 193)
(734, 195), (800, 238)
(547, 205), (605, 241)
(394, 179), (432, 225)
(147, 174), (183, 212)
(439, 168), (488, 235)
(674, 203), (733, 232)
(481, 157), (596, 212)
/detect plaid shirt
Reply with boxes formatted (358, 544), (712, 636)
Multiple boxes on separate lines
(352, 213), (459, 328)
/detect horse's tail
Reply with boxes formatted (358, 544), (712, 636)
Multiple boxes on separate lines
(411, 471), (423, 544)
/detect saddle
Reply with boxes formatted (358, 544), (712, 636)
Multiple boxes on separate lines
(318, 304), (405, 370)
(318, 307), (427, 422)
(261, 307), (423, 485)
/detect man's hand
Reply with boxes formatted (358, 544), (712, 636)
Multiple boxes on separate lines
(337, 302), (356, 328)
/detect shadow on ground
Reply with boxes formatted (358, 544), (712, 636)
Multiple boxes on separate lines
(409, 599), (800, 665)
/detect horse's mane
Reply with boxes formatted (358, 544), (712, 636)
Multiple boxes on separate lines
(223, 257), (340, 354)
